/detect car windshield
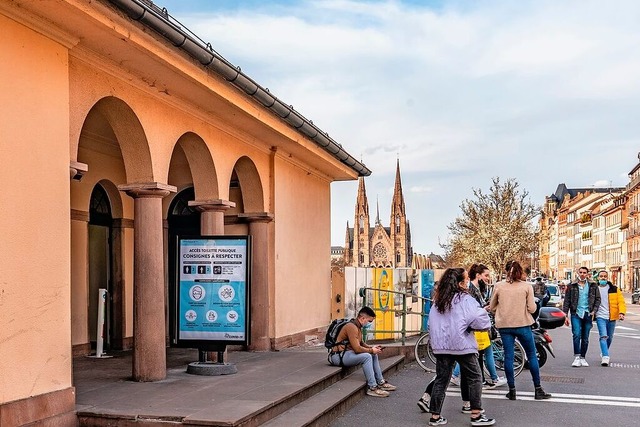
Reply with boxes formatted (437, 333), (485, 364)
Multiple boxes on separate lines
(546, 284), (559, 296)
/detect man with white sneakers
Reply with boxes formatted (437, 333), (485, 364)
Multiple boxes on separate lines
(562, 267), (601, 367)
(595, 271), (626, 366)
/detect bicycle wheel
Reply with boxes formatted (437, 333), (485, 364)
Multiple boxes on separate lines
(414, 333), (437, 372)
(489, 337), (525, 378)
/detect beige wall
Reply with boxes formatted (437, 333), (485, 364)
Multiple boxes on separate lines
(1, 0), (361, 414)
(70, 218), (89, 346)
(0, 15), (72, 402)
(273, 156), (332, 337)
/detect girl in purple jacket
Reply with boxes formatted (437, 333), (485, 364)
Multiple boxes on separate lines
(426, 268), (495, 427)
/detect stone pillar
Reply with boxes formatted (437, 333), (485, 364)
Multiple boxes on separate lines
(118, 182), (176, 382)
(239, 212), (274, 351)
(189, 199), (235, 235)
(189, 199), (235, 362)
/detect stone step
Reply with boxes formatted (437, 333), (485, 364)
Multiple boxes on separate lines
(177, 354), (363, 427)
(260, 355), (405, 427)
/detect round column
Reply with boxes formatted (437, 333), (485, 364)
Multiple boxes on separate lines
(240, 212), (274, 351)
(119, 183), (176, 381)
(189, 199), (235, 235)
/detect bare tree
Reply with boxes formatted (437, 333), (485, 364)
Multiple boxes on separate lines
(442, 177), (540, 274)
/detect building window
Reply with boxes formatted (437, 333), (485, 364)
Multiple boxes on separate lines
(395, 216), (401, 233)
(359, 252), (364, 264)
(396, 252), (401, 264)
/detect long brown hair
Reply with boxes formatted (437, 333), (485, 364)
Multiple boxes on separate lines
(507, 260), (525, 283)
(434, 268), (466, 314)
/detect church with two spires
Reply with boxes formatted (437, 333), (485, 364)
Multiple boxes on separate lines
(343, 161), (413, 268)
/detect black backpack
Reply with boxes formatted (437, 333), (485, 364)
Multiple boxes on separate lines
(325, 318), (353, 366)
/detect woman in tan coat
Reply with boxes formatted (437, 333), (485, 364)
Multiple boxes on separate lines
(489, 261), (551, 401)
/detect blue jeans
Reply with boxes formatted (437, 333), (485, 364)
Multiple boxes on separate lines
(499, 326), (540, 388)
(596, 317), (616, 357)
(483, 345), (499, 381)
(571, 313), (593, 357)
(330, 350), (384, 388)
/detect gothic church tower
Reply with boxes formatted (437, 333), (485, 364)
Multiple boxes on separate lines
(344, 160), (412, 267)
(390, 159), (411, 267)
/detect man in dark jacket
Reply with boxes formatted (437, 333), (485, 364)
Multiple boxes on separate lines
(562, 267), (601, 367)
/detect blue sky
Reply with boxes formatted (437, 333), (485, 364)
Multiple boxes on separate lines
(157, 0), (640, 254)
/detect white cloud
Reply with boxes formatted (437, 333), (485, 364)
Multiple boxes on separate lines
(161, 0), (640, 252)
(410, 186), (433, 193)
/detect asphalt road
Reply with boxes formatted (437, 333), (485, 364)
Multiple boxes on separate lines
(330, 296), (640, 427)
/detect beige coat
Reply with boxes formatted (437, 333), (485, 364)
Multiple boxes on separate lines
(490, 280), (536, 328)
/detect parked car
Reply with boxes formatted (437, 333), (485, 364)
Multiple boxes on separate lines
(632, 289), (640, 305)
(545, 284), (563, 308)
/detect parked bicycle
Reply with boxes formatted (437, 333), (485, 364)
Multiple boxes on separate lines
(414, 330), (526, 378)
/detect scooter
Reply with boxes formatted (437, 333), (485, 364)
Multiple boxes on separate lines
(530, 294), (565, 368)
(531, 324), (555, 368)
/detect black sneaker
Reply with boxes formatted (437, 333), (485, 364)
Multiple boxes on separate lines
(470, 414), (496, 426)
(461, 405), (485, 414)
(482, 380), (497, 390)
(417, 397), (430, 413)
(429, 417), (448, 426)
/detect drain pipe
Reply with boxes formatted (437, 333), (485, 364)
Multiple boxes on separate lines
(107, 0), (371, 176)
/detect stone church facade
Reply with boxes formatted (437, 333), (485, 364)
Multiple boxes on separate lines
(344, 161), (413, 267)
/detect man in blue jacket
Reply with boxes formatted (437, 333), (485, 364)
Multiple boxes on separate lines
(562, 266), (601, 367)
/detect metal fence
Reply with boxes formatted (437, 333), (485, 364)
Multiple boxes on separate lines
(359, 286), (431, 345)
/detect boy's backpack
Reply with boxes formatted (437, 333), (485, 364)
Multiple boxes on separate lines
(325, 318), (353, 366)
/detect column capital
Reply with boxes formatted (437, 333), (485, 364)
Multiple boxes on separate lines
(70, 161), (88, 180)
(188, 199), (236, 212)
(118, 182), (177, 198)
(238, 212), (274, 223)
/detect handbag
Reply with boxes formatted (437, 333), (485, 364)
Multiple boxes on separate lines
(489, 325), (499, 341)
(474, 330), (491, 350)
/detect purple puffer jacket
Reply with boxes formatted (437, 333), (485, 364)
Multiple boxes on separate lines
(428, 292), (491, 355)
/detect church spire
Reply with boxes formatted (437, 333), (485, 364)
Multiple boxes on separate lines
(391, 158), (406, 215)
(376, 195), (380, 225)
(353, 176), (371, 267)
(356, 176), (369, 216)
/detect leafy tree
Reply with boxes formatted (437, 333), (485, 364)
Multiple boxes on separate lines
(442, 177), (540, 275)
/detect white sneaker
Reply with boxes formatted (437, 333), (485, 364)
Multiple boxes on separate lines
(450, 376), (460, 386)
(494, 376), (508, 387)
(580, 358), (589, 367)
(571, 356), (581, 367)
(601, 356), (610, 366)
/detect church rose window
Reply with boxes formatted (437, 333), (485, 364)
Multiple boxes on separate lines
(373, 242), (387, 260)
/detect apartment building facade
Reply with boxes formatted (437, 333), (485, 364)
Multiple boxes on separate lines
(539, 184), (624, 282)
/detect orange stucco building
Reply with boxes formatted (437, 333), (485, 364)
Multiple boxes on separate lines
(0, 0), (369, 423)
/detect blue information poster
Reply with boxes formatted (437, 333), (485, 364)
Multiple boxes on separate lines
(177, 236), (251, 347)
(421, 269), (434, 332)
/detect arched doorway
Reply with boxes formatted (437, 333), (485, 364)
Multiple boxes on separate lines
(167, 187), (200, 345)
(88, 184), (113, 350)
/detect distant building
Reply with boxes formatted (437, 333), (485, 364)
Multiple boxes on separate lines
(539, 183), (624, 282)
(411, 252), (445, 269)
(331, 246), (345, 261)
(344, 161), (413, 267)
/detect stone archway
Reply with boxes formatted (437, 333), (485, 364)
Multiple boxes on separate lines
(73, 96), (152, 356)
(232, 156), (265, 213)
(229, 156), (271, 350)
